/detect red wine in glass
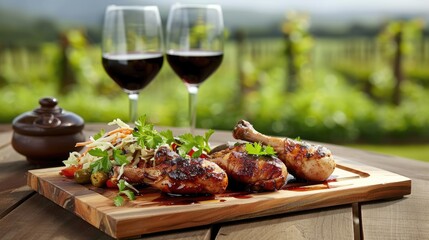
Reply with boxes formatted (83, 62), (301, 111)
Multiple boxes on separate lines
(101, 5), (164, 123)
(166, 50), (223, 85)
(102, 53), (163, 92)
(166, 4), (224, 133)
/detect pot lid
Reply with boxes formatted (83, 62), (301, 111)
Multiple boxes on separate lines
(12, 97), (85, 136)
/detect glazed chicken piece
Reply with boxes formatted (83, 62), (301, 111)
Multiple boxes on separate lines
(210, 144), (287, 191)
(233, 120), (336, 182)
(118, 146), (228, 195)
(143, 156), (228, 194)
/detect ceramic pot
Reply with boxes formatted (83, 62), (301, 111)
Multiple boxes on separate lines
(12, 97), (85, 166)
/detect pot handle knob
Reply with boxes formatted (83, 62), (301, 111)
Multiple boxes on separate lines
(34, 114), (61, 128)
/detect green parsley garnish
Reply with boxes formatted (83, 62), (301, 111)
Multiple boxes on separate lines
(175, 129), (214, 158)
(113, 149), (129, 165)
(132, 115), (214, 158)
(113, 179), (136, 207)
(133, 115), (175, 149)
(77, 115), (217, 207)
(245, 142), (276, 156)
(88, 148), (112, 173)
(93, 129), (105, 140)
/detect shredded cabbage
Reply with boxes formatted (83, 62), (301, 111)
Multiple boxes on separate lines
(62, 152), (80, 167)
(108, 118), (131, 129)
(117, 163), (126, 180)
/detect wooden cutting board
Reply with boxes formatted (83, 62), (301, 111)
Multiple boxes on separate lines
(27, 156), (411, 239)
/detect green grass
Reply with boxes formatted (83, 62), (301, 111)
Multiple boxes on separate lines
(347, 144), (429, 163)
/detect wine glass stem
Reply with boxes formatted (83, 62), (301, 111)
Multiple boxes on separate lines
(187, 85), (199, 134)
(128, 92), (139, 123)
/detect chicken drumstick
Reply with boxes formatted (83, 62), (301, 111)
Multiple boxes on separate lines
(233, 120), (335, 182)
(210, 143), (287, 191)
(117, 146), (228, 195)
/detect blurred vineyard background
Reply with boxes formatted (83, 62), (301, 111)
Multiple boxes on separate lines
(1, 1), (429, 162)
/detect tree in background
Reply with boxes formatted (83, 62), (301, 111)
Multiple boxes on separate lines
(56, 29), (110, 96)
(58, 32), (77, 94)
(377, 19), (424, 105)
(281, 11), (313, 92)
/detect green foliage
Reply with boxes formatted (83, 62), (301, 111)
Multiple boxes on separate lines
(2, 28), (429, 144)
(114, 179), (136, 207)
(282, 12), (313, 67)
(245, 142), (276, 156)
(349, 144), (429, 163)
(282, 11), (314, 91)
(133, 115), (172, 149)
(377, 19), (424, 60)
(175, 129), (214, 158)
(0, 9), (60, 49)
(88, 149), (113, 173)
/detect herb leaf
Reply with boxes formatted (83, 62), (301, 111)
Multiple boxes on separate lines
(113, 196), (124, 207)
(121, 190), (136, 201)
(175, 130), (213, 158)
(133, 115), (170, 149)
(88, 149), (112, 173)
(118, 179), (126, 190)
(204, 129), (215, 145)
(113, 149), (129, 165)
(160, 130), (175, 145)
(114, 179), (136, 206)
(245, 142), (276, 156)
(177, 133), (196, 157)
(133, 115), (214, 158)
(93, 129), (105, 140)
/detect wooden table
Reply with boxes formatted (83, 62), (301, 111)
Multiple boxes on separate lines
(0, 123), (428, 239)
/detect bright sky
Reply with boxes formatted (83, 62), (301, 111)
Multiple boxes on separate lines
(1, 0), (428, 28)
(1, 0), (428, 15)
(151, 0), (429, 14)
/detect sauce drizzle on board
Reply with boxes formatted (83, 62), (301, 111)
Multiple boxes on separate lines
(84, 164), (364, 206)
(282, 178), (338, 191)
(89, 177), (346, 206)
(150, 190), (253, 206)
(88, 179), (352, 205)
(152, 193), (216, 206)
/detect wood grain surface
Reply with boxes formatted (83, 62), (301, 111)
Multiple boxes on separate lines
(1, 124), (428, 239)
(215, 205), (354, 240)
(27, 156), (411, 239)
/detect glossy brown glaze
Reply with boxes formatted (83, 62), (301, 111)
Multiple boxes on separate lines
(233, 119), (336, 182)
(210, 143), (287, 191)
(117, 146), (229, 195)
(143, 156), (228, 194)
(152, 193), (216, 206)
(11, 97), (85, 166)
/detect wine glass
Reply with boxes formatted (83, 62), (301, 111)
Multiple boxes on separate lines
(101, 5), (164, 123)
(166, 4), (224, 133)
